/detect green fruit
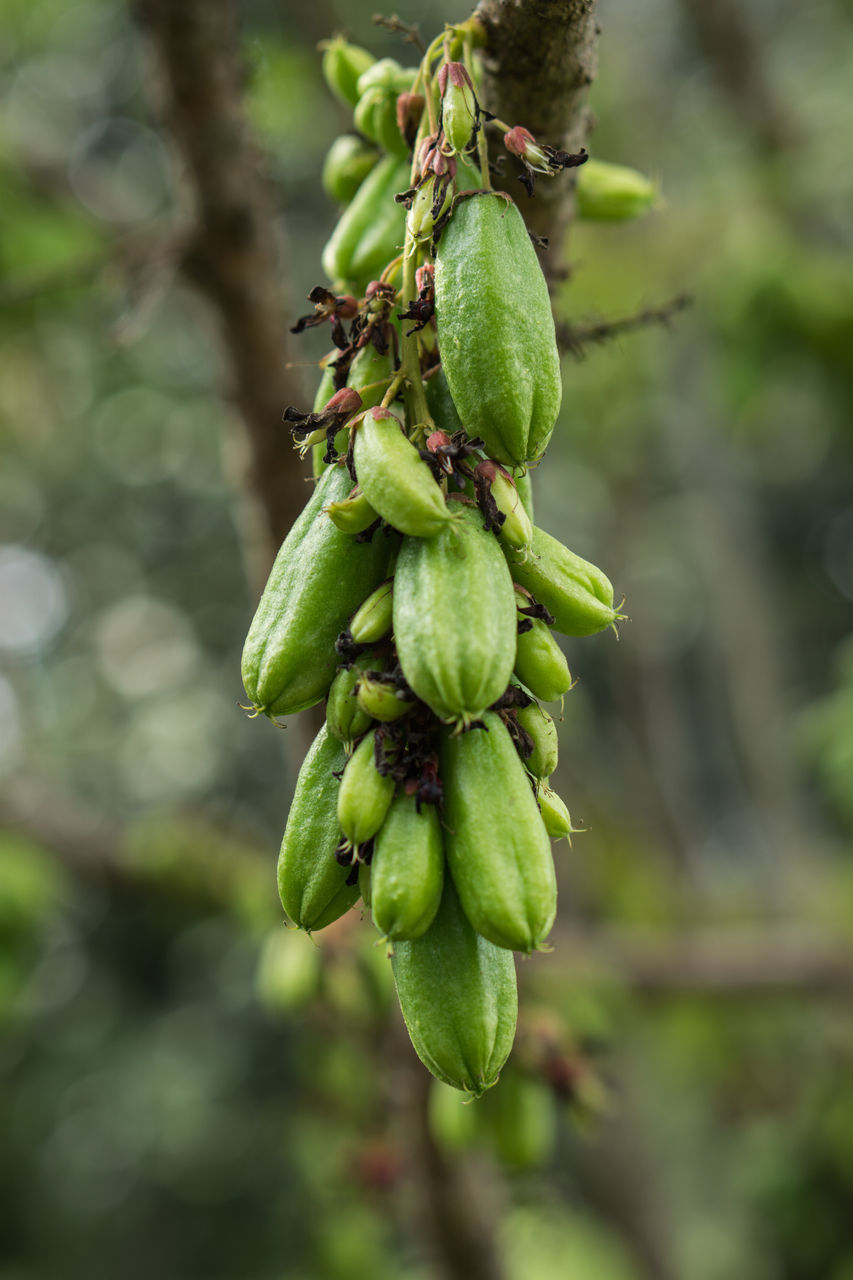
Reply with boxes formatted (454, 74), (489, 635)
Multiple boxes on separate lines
(435, 192), (561, 466)
(371, 794), (444, 941)
(241, 465), (391, 717)
(255, 927), (321, 1011)
(313, 342), (397, 476)
(337, 729), (396, 850)
(277, 726), (359, 930)
(391, 875), (517, 1095)
(325, 484), (380, 535)
(428, 1079), (480, 1152)
(326, 651), (378, 745)
(321, 37), (375, 109)
(356, 673), (415, 722)
(513, 611), (572, 703)
(440, 712), (556, 952)
(576, 158), (657, 221)
(354, 408), (455, 537)
(515, 701), (558, 777)
(505, 526), (619, 637)
(353, 59), (415, 156)
(321, 154), (410, 290)
(485, 1070), (555, 1168)
(393, 503), (516, 725)
(537, 783), (575, 841)
(322, 134), (380, 205)
(349, 578), (394, 645)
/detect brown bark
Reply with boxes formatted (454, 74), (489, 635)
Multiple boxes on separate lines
(134, 0), (307, 572)
(476, 0), (599, 279)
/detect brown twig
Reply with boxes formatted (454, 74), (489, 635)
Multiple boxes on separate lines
(372, 13), (426, 55)
(556, 292), (692, 356)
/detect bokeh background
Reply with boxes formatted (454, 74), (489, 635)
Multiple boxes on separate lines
(2, 0), (853, 1276)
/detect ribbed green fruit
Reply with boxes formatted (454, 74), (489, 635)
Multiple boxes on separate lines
(515, 702), (558, 778)
(505, 526), (619, 637)
(241, 465), (390, 717)
(393, 503), (516, 724)
(435, 192), (561, 466)
(277, 726), (359, 931)
(371, 794), (444, 941)
(440, 712), (556, 952)
(322, 134), (379, 205)
(326, 651), (378, 745)
(354, 408), (455, 537)
(537, 783), (575, 841)
(514, 614), (572, 702)
(337, 729), (396, 849)
(391, 875), (517, 1095)
(321, 154), (410, 290)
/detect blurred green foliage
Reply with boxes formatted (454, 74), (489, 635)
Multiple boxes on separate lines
(2, 0), (853, 1277)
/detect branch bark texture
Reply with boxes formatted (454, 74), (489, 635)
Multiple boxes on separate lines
(476, 0), (599, 278)
(135, 0), (305, 559)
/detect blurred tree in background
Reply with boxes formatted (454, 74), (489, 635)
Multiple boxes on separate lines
(1, 1), (853, 1277)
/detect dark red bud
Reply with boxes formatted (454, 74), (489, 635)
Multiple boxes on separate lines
(325, 387), (363, 415)
(504, 126), (536, 157)
(438, 61), (473, 95)
(336, 294), (359, 319)
(396, 91), (425, 145)
(415, 263), (435, 292)
(426, 430), (452, 453)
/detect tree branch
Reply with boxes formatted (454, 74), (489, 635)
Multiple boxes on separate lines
(475, 0), (599, 280)
(133, 0), (307, 562)
(556, 293), (692, 356)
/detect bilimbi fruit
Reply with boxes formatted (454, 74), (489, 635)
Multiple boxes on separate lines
(242, 20), (646, 1095)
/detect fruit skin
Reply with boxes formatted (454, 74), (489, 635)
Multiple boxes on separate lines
(371, 794), (444, 941)
(391, 874), (517, 1096)
(434, 192), (561, 466)
(326, 651), (378, 745)
(321, 154), (410, 291)
(515, 701), (559, 778)
(424, 365), (463, 436)
(514, 614), (572, 703)
(321, 37), (375, 109)
(337, 729), (396, 849)
(354, 408), (455, 537)
(440, 712), (556, 953)
(355, 673), (414, 723)
(576, 158), (657, 221)
(277, 726), (359, 931)
(536, 782), (575, 841)
(505, 526), (618, 637)
(241, 465), (391, 717)
(349, 579), (394, 645)
(325, 485), (380, 535)
(393, 503), (516, 724)
(353, 59), (415, 155)
(322, 134), (380, 205)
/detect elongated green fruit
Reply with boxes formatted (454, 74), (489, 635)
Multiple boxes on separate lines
(505, 526), (619, 637)
(394, 504), (516, 724)
(537, 783), (575, 841)
(391, 875), (517, 1095)
(576, 158), (657, 222)
(322, 154), (409, 290)
(354, 408), (455, 537)
(440, 712), (556, 952)
(514, 613), (572, 703)
(321, 37), (375, 109)
(486, 1070), (555, 1169)
(242, 466), (390, 716)
(326, 485), (380, 535)
(349, 579), (393, 644)
(337, 729), (395, 848)
(356, 673), (415, 722)
(435, 192), (561, 466)
(516, 702), (558, 777)
(371, 794), (444, 941)
(326, 651), (378, 744)
(322, 135), (379, 206)
(277, 726), (359, 931)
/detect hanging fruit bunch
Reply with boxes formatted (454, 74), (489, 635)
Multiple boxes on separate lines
(242, 18), (639, 1098)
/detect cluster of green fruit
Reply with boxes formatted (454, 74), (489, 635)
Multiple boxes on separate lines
(243, 21), (640, 1096)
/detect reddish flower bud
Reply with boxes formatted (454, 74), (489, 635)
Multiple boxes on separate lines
(324, 386), (363, 416)
(396, 91), (425, 147)
(426, 430), (452, 453)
